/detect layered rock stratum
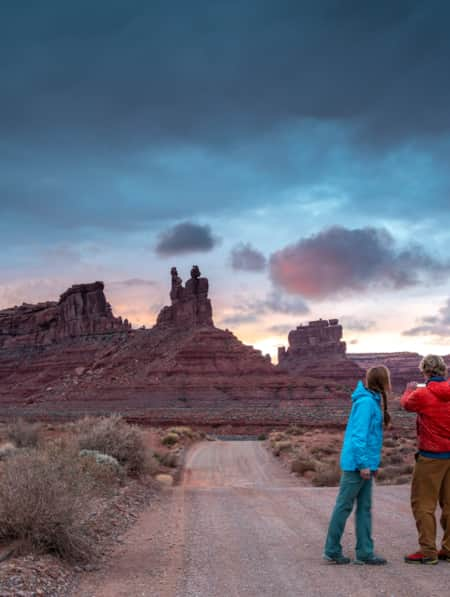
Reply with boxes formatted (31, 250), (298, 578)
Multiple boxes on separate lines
(278, 318), (363, 382)
(0, 267), (419, 428)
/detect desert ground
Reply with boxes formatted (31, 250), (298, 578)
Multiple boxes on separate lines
(74, 440), (450, 597)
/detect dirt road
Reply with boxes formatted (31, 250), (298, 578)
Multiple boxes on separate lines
(76, 441), (450, 597)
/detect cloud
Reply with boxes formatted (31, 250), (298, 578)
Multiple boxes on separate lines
(266, 324), (295, 335)
(2, 1), (450, 148)
(270, 226), (450, 299)
(219, 289), (309, 330)
(230, 243), (266, 272)
(42, 245), (82, 263)
(340, 317), (376, 332)
(155, 222), (218, 256)
(2, 0), (450, 261)
(403, 298), (450, 338)
(109, 278), (156, 287)
(220, 313), (260, 327)
(248, 290), (310, 316)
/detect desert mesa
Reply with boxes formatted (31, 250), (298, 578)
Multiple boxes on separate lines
(0, 266), (439, 429)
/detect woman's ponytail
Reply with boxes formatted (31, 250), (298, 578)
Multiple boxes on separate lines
(366, 366), (392, 429)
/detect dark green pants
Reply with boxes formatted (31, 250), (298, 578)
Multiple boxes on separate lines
(324, 471), (374, 560)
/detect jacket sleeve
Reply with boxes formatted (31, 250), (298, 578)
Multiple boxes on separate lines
(400, 388), (426, 413)
(351, 399), (372, 470)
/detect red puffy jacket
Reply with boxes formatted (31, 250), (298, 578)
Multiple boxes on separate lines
(400, 380), (450, 452)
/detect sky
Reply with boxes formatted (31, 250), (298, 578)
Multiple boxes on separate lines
(1, 0), (450, 361)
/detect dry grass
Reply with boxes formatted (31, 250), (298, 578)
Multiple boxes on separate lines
(311, 461), (341, 487)
(0, 445), (94, 562)
(79, 449), (125, 491)
(0, 442), (17, 461)
(272, 440), (292, 456)
(76, 415), (157, 476)
(167, 426), (195, 439)
(161, 431), (180, 447)
(156, 451), (179, 468)
(268, 426), (417, 487)
(6, 418), (40, 448)
(290, 456), (316, 475)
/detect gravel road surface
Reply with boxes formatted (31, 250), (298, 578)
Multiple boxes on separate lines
(76, 440), (450, 597)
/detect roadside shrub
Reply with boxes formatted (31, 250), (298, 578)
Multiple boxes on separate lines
(0, 448), (94, 562)
(77, 415), (154, 476)
(79, 450), (124, 490)
(311, 462), (341, 487)
(168, 426), (194, 439)
(271, 432), (286, 442)
(157, 452), (179, 468)
(7, 418), (40, 448)
(286, 426), (304, 436)
(376, 465), (407, 483)
(0, 442), (17, 461)
(257, 433), (267, 441)
(311, 445), (337, 457)
(162, 432), (180, 447)
(272, 440), (292, 456)
(79, 449), (120, 468)
(396, 475), (411, 485)
(399, 463), (414, 475)
(291, 457), (316, 475)
(384, 452), (403, 465)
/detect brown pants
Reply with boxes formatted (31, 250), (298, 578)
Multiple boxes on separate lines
(411, 456), (450, 557)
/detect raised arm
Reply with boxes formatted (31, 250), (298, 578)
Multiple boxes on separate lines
(400, 382), (426, 413)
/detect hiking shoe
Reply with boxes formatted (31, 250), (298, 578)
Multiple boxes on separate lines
(438, 550), (450, 562)
(404, 551), (438, 565)
(323, 554), (351, 565)
(353, 555), (387, 565)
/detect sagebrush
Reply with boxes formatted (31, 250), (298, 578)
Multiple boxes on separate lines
(7, 418), (40, 448)
(77, 415), (157, 475)
(0, 446), (94, 562)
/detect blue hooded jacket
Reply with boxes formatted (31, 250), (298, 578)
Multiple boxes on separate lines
(340, 381), (384, 471)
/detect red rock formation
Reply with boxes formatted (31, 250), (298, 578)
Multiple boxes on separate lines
(350, 352), (425, 392)
(278, 319), (363, 382)
(0, 282), (130, 349)
(156, 266), (213, 328)
(2, 271), (418, 429)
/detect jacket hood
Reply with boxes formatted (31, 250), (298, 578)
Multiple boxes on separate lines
(351, 380), (381, 403)
(426, 380), (450, 402)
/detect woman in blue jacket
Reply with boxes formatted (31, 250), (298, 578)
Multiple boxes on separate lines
(323, 365), (391, 565)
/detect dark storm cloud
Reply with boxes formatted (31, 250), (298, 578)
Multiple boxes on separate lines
(403, 299), (450, 337)
(270, 226), (450, 299)
(2, 0), (450, 246)
(230, 243), (267, 272)
(2, 1), (450, 145)
(155, 222), (218, 256)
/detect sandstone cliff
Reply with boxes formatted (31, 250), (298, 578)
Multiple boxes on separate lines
(0, 268), (356, 427)
(0, 282), (130, 349)
(277, 319), (363, 382)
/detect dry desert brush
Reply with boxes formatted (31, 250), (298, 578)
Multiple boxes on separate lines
(0, 446), (94, 562)
(77, 414), (157, 476)
(6, 417), (40, 448)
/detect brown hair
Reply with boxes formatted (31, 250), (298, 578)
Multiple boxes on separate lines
(366, 365), (391, 428)
(419, 354), (448, 378)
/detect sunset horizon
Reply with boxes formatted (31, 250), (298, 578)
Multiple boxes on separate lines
(2, 2), (450, 362)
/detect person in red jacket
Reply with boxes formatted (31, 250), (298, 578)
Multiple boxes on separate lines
(401, 354), (450, 564)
